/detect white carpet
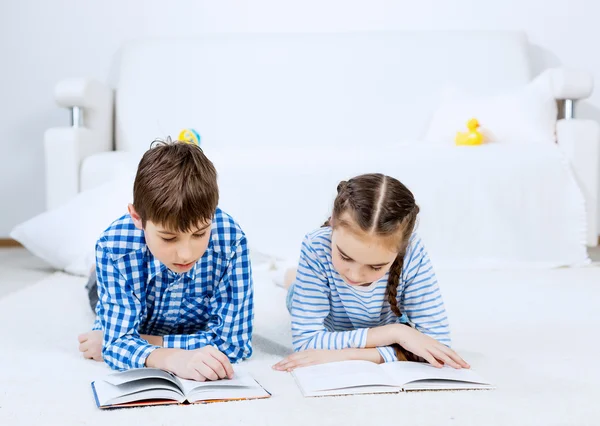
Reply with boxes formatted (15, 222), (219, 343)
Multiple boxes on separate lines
(1, 266), (600, 425)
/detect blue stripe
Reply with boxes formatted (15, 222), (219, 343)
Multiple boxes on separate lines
(403, 289), (440, 303)
(293, 302), (329, 310)
(293, 293), (328, 302)
(406, 275), (435, 288)
(409, 309), (446, 320)
(404, 301), (445, 314)
(404, 281), (436, 295)
(416, 316), (448, 326)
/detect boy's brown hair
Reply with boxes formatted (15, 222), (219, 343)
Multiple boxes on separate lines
(133, 140), (218, 232)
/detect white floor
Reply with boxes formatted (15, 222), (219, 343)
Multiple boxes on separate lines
(0, 247), (56, 297)
(2, 247), (600, 425)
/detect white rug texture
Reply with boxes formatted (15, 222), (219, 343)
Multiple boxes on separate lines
(1, 267), (599, 426)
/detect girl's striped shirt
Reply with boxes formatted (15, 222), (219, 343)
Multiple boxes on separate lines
(290, 227), (451, 362)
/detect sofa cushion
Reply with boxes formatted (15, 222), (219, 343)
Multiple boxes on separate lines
(423, 71), (558, 145)
(115, 32), (531, 156)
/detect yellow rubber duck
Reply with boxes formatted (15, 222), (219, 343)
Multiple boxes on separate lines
(455, 118), (484, 146)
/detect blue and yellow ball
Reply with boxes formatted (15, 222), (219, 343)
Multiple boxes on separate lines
(178, 128), (201, 146)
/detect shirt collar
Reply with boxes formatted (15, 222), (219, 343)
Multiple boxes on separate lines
(146, 250), (199, 281)
(147, 252), (165, 281)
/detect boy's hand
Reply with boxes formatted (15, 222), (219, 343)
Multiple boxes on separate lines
(78, 330), (103, 362)
(163, 346), (234, 382)
(395, 325), (470, 369)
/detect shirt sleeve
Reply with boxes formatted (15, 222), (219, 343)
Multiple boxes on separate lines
(376, 346), (399, 363)
(162, 236), (254, 363)
(400, 235), (451, 346)
(95, 241), (160, 371)
(291, 235), (370, 352)
(92, 317), (102, 331)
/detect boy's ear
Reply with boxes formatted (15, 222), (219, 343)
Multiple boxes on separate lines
(128, 204), (144, 230)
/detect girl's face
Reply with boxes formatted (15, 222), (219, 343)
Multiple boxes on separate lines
(331, 215), (398, 287)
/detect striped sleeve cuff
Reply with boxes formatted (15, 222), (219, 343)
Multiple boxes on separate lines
(376, 346), (398, 363)
(349, 328), (369, 349)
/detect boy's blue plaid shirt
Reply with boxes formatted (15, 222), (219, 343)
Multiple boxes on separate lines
(92, 208), (253, 370)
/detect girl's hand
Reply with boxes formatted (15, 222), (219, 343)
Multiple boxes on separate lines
(396, 325), (470, 369)
(272, 349), (350, 371)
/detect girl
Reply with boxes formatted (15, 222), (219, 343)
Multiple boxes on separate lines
(273, 173), (469, 371)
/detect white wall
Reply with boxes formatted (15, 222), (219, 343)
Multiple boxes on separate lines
(2, 0), (600, 236)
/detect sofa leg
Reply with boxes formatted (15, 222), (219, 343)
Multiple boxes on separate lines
(563, 99), (575, 120)
(70, 106), (83, 127)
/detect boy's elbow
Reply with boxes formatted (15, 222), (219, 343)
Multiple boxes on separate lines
(103, 352), (126, 371)
(241, 345), (253, 361)
(228, 344), (252, 363)
(102, 341), (134, 371)
(237, 339), (254, 361)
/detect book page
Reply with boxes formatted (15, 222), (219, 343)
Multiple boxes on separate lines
(186, 380), (271, 403)
(398, 379), (493, 391)
(380, 361), (492, 388)
(93, 379), (185, 407)
(298, 384), (403, 397)
(178, 371), (260, 396)
(292, 360), (398, 393)
(103, 368), (180, 388)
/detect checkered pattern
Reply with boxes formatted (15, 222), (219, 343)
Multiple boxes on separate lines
(92, 208), (254, 371)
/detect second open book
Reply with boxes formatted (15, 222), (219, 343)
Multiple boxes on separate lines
(292, 360), (493, 397)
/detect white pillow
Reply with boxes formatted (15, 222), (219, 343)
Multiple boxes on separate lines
(10, 174), (135, 276)
(11, 171), (274, 277)
(423, 71), (557, 145)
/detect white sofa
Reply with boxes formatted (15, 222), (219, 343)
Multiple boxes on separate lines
(44, 31), (600, 269)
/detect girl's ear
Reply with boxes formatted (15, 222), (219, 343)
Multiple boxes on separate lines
(128, 204), (144, 230)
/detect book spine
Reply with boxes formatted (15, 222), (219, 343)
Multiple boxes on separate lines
(90, 382), (101, 408)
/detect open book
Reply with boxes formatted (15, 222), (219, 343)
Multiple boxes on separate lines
(91, 368), (271, 409)
(292, 360), (493, 397)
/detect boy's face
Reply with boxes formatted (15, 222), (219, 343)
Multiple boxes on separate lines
(128, 204), (212, 274)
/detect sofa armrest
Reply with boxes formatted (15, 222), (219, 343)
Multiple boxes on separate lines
(547, 68), (594, 100)
(44, 79), (114, 210)
(55, 78), (111, 108)
(43, 127), (97, 210)
(54, 78), (114, 151)
(556, 119), (600, 246)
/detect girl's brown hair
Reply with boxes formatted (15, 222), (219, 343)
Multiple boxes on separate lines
(323, 173), (419, 318)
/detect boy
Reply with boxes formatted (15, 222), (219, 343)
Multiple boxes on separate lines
(77, 140), (253, 382)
